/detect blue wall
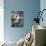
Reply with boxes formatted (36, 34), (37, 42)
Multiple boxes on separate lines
(4, 0), (40, 42)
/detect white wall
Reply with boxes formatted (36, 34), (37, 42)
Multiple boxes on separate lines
(0, 0), (4, 42)
(40, 0), (46, 27)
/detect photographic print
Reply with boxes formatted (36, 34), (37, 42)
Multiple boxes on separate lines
(11, 11), (24, 27)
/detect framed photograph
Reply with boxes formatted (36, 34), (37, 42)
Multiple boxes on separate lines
(11, 11), (24, 27)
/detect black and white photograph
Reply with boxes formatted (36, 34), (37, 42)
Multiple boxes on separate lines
(11, 11), (24, 27)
